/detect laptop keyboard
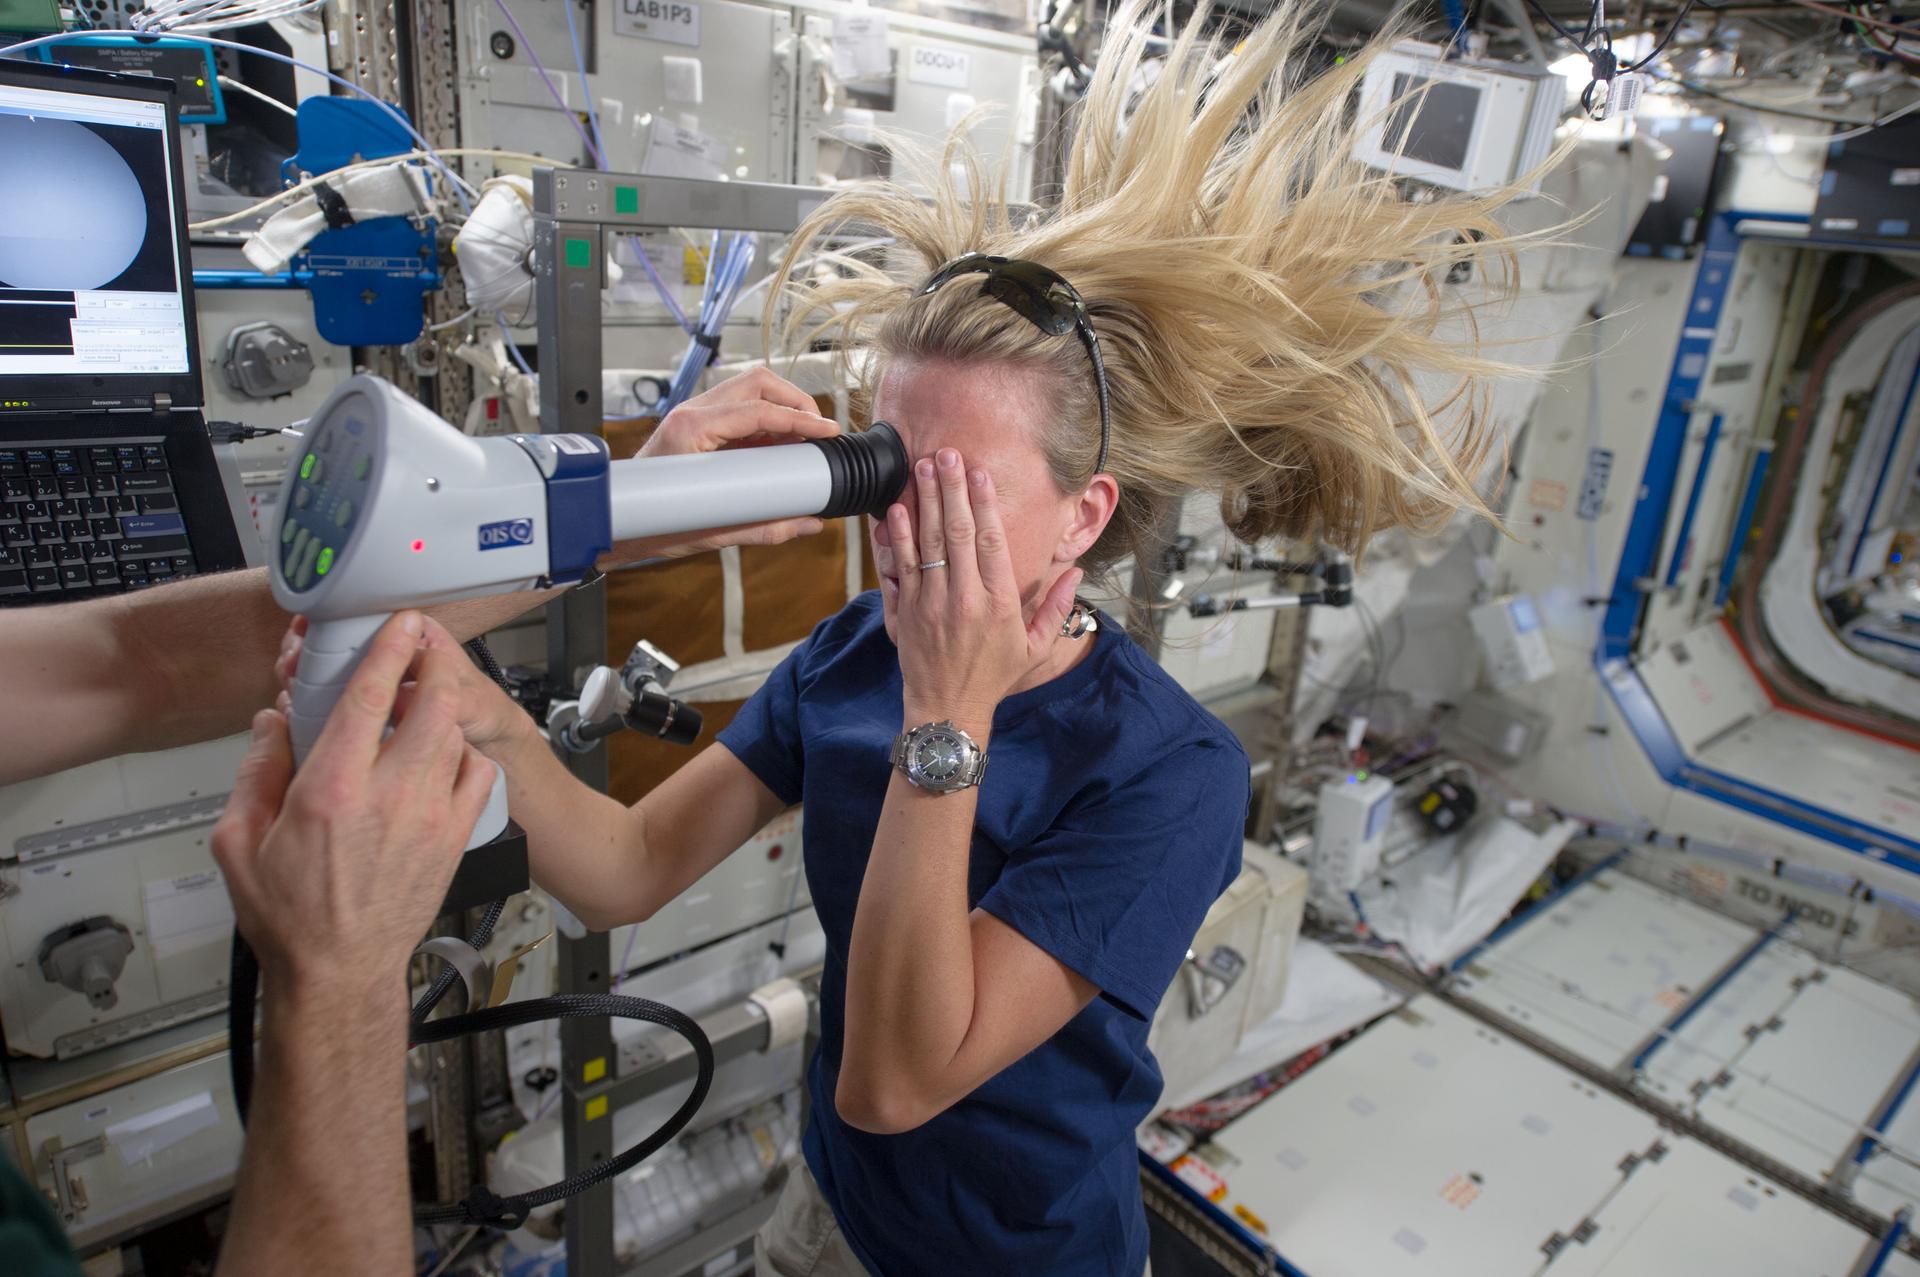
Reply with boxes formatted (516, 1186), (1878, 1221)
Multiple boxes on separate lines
(0, 444), (199, 605)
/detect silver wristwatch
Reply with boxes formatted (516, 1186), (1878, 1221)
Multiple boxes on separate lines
(889, 721), (988, 793)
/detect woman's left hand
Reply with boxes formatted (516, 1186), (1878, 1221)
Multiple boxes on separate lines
(885, 448), (1082, 731)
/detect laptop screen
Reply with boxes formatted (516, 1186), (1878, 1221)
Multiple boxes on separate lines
(0, 66), (194, 392)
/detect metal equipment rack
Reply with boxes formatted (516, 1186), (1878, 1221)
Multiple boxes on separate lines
(533, 167), (824, 1277)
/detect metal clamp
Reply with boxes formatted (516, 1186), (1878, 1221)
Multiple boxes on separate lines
(415, 935), (494, 1017)
(1182, 945), (1246, 1018)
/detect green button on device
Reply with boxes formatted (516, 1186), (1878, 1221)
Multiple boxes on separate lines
(316, 546), (334, 576)
(299, 455), (314, 479)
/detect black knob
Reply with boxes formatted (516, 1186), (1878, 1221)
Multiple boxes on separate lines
(626, 691), (703, 747)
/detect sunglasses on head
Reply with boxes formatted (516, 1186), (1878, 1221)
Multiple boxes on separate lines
(915, 253), (1112, 476)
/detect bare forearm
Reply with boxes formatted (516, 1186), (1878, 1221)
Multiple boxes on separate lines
(841, 728), (987, 1112)
(492, 715), (656, 929)
(216, 976), (411, 1276)
(120, 570), (557, 755)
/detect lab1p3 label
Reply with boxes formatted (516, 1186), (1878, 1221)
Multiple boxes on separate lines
(478, 518), (537, 550)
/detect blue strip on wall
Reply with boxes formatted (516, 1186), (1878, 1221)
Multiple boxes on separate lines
(1665, 413), (1724, 588)
(1715, 444), (1773, 608)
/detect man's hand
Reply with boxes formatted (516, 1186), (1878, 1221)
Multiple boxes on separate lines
(214, 610), (495, 994)
(278, 614), (534, 762)
(609, 367), (845, 564)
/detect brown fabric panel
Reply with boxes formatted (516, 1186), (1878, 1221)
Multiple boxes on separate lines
(598, 392), (858, 803)
(608, 698), (746, 804)
(741, 525), (850, 652)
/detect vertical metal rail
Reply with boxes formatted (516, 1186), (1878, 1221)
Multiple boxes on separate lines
(405, 0), (474, 428)
(536, 174), (619, 1277)
(330, 0), (490, 1206)
(1713, 441), (1773, 609)
(1662, 412), (1723, 589)
(532, 166), (824, 1277)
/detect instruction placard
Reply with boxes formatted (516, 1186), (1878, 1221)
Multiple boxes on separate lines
(614, 0), (700, 48)
(831, 12), (892, 81)
(642, 115), (729, 181)
(143, 870), (232, 960)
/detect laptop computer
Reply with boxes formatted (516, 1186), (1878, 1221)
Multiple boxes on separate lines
(0, 58), (246, 605)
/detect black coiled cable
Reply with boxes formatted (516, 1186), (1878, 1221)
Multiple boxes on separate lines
(225, 637), (714, 1228)
(409, 993), (713, 1227)
(228, 937), (714, 1228)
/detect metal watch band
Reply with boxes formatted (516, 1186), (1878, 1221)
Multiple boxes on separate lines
(890, 721), (987, 792)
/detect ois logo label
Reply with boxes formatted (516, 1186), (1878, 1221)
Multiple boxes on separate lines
(478, 518), (536, 551)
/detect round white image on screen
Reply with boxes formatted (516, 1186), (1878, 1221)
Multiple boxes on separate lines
(0, 115), (150, 292)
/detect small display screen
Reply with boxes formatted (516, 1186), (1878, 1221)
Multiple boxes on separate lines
(0, 79), (190, 376)
(1385, 72), (1481, 172)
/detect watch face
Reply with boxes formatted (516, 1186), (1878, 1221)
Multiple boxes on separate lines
(909, 728), (969, 787)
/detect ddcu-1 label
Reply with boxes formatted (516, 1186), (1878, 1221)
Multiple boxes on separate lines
(907, 44), (970, 89)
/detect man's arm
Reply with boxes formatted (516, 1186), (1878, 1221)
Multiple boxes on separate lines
(0, 568), (557, 787)
(209, 612), (492, 1276)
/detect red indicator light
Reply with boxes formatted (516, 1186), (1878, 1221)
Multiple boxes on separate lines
(410, 539), (425, 552)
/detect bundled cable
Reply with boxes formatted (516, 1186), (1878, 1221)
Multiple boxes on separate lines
(228, 931), (714, 1228)
(655, 231), (758, 417)
(132, 0), (326, 35)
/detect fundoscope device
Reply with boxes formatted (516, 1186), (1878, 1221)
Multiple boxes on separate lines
(268, 373), (907, 846)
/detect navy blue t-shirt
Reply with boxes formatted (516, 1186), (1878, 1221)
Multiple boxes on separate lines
(717, 592), (1247, 1277)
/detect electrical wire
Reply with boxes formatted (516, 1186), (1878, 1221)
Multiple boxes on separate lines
(135, 0), (328, 35)
(1827, 92), (1920, 141)
(1644, 68), (1879, 126)
(490, 0), (604, 168)
(1523, 0), (1701, 115)
(427, 306), (479, 333)
(730, 236), (896, 312)
(561, 0), (608, 171)
(1787, 0), (1918, 37)
(420, 1226), (481, 1277)
(1851, 3), (1920, 66)
(628, 237), (694, 333)
(0, 30), (474, 212)
(217, 72), (296, 117)
(184, 148), (551, 233)
(656, 231), (757, 415)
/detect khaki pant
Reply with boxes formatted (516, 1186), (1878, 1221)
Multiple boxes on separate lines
(754, 1160), (870, 1277)
(753, 1159), (1152, 1277)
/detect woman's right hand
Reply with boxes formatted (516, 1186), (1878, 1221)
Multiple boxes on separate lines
(609, 366), (843, 564)
(276, 616), (533, 762)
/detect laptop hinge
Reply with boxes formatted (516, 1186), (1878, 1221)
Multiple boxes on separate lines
(154, 393), (173, 416)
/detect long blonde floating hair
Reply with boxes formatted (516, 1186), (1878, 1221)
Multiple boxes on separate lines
(766, 0), (1560, 574)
